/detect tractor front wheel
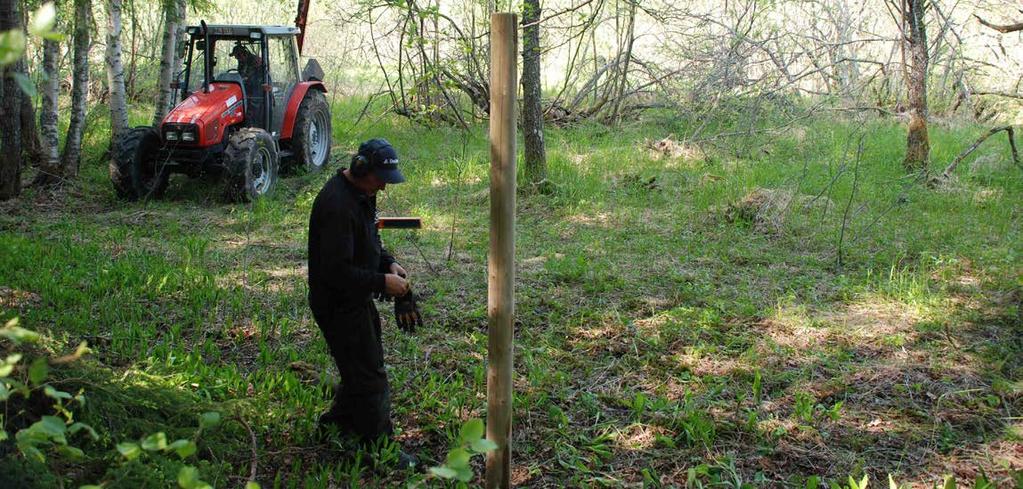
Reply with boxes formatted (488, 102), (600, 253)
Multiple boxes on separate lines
(290, 90), (332, 173)
(223, 128), (279, 202)
(110, 127), (170, 200)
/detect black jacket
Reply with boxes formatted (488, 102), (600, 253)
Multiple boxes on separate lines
(308, 171), (396, 312)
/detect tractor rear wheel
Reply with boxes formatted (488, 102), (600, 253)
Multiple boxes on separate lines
(223, 128), (279, 202)
(110, 127), (170, 200)
(291, 90), (331, 173)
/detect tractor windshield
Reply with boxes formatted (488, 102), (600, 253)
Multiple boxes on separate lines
(186, 37), (265, 96)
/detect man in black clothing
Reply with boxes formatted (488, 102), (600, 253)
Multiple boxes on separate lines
(307, 138), (418, 467)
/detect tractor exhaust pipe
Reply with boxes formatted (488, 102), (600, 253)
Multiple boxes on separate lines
(200, 20), (211, 93)
(295, 0), (310, 55)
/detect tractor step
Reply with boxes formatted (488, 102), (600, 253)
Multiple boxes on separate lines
(279, 149), (295, 159)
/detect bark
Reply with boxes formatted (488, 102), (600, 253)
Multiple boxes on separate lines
(0, 0), (22, 200)
(150, 0), (185, 124)
(521, 0), (547, 189)
(106, 0), (129, 142)
(153, 0), (184, 125)
(36, 21), (61, 184)
(60, 0), (92, 176)
(19, 63), (41, 166)
(902, 0), (930, 171)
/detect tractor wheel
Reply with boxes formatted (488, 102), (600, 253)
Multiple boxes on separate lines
(223, 128), (279, 202)
(291, 90), (331, 173)
(110, 127), (170, 200)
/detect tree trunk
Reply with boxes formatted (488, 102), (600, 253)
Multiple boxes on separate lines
(36, 20), (61, 184)
(60, 0), (92, 176)
(0, 0), (22, 200)
(106, 0), (129, 142)
(902, 0), (930, 171)
(153, 0), (183, 125)
(521, 0), (547, 189)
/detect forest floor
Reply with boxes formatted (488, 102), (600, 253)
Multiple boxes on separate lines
(0, 106), (1021, 488)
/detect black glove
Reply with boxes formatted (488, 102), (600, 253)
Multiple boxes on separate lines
(393, 291), (423, 333)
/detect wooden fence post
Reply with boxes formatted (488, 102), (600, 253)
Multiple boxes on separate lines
(486, 11), (517, 489)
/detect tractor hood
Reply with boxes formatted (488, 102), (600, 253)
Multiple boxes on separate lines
(161, 82), (245, 147)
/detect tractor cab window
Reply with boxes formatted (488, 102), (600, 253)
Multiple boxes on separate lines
(267, 36), (299, 134)
(186, 38), (265, 96)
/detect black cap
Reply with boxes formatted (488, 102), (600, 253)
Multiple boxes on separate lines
(357, 138), (405, 184)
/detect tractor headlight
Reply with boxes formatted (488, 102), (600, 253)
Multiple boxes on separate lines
(181, 131), (196, 142)
(165, 131), (179, 141)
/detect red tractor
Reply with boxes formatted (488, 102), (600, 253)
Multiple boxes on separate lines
(111, 19), (331, 201)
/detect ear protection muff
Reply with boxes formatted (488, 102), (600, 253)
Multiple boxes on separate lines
(350, 154), (370, 177)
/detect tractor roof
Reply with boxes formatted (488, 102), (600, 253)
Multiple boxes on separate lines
(186, 24), (299, 38)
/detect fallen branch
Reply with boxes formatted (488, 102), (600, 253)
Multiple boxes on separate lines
(975, 14), (1023, 33)
(941, 125), (1020, 179)
(232, 415), (259, 484)
(972, 90), (1023, 100)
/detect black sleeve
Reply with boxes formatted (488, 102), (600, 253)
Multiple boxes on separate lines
(377, 234), (397, 274)
(318, 205), (386, 294)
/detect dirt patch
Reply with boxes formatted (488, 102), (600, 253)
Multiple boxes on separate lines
(0, 286), (42, 310)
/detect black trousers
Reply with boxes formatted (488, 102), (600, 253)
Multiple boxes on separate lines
(311, 300), (393, 442)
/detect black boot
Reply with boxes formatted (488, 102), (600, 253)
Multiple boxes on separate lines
(317, 383), (347, 427)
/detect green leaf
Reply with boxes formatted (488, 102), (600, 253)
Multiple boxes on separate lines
(177, 465), (210, 489)
(79, 485), (104, 489)
(806, 475), (820, 489)
(244, 482), (261, 489)
(469, 437), (497, 453)
(888, 474), (898, 489)
(429, 466), (459, 479)
(0, 429), (7, 442)
(458, 418), (485, 444)
(199, 411), (221, 430)
(942, 475), (956, 489)
(12, 73), (36, 98)
(19, 442), (45, 462)
(56, 444), (84, 459)
(169, 439), (197, 459)
(0, 381), (10, 401)
(0, 29), (26, 66)
(455, 465), (474, 482)
(0, 321), (40, 344)
(28, 2), (56, 37)
(44, 385), (73, 401)
(445, 447), (471, 469)
(28, 415), (68, 444)
(68, 422), (98, 440)
(28, 358), (48, 386)
(141, 432), (167, 451)
(116, 442), (141, 460)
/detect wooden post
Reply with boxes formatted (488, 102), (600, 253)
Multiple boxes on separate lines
(486, 12), (517, 489)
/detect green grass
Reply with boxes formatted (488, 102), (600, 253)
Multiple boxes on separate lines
(1, 101), (1021, 487)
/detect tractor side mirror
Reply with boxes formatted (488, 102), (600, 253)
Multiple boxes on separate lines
(196, 40), (206, 52)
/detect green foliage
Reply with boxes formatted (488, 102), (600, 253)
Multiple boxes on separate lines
(426, 418), (497, 483)
(0, 2), (61, 68)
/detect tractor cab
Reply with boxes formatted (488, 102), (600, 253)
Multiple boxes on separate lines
(111, 22), (331, 203)
(177, 24), (303, 135)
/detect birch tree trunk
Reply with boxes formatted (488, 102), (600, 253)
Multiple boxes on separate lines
(106, 0), (129, 142)
(901, 0), (930, 171)
(521, 0), (547, 189)
(36, 16), (61, 183)
(0, 0), (22, 199)
(60, 0), (92, 176)
(153, 0), (183, 125)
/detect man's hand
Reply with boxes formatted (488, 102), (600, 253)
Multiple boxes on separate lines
(384, 273), (409, 297)
(390, 262), (408, 279)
